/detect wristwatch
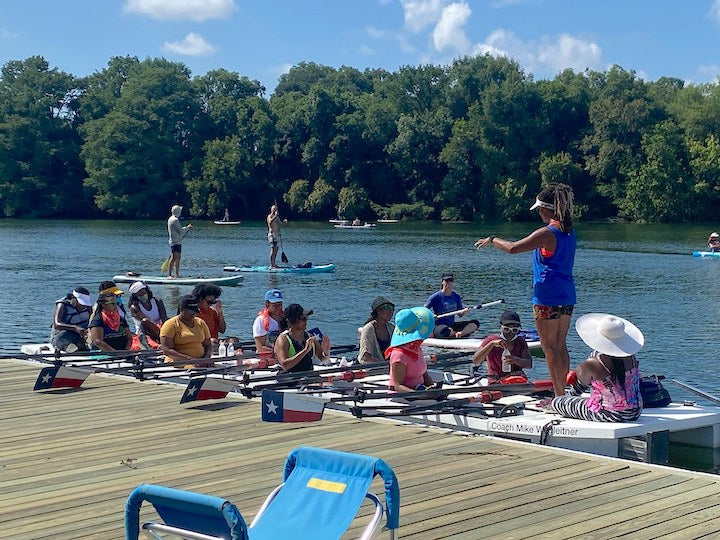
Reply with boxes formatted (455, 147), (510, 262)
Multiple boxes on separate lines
(488, 235), (496, 244)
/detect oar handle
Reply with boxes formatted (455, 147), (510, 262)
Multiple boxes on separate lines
(434, 299), (505, 319)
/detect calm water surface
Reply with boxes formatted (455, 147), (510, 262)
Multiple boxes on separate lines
(2, 219), (719, 470)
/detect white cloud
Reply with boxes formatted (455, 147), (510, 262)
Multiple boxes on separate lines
(432, 2), (471, 53)
(400, 0), (446, 32)
(474, 29), (604, 76)
(366, 25), (388, 39)
(366, 25), (415, 53)
(1, 28), (20, 39)
(124, 0), (236, 22)
(709, 0), (720, 25)
(360, 45), (375, 55)
(699, 64), (720, 81)
(163, 33), (217, 56)
(269, 63), (293, 79)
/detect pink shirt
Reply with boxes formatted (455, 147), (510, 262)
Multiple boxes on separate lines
(387, 342), (427, 389)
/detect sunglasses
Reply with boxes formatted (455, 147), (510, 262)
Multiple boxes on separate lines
(501, 325), (521, 334)
(206, 299), (217, 305)
(443, 278), (454, 282)
(378, 303), (395, 311)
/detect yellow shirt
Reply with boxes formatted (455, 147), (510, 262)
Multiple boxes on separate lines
(160, 315), (210, 363)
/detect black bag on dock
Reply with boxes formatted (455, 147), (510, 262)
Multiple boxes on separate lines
(640, 375), (671, 408)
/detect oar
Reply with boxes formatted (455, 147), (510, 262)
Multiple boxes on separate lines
(671, 379), (720, 404)
(274, 198), (289, 263)
(350, 380), (554, 403)
(434, 299), (505, 319)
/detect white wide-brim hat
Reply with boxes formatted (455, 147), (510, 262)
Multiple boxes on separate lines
(575, 313), (644, 357)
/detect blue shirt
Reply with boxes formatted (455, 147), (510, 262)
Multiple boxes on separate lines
(532, 225), (576, 306)
(425, 291), (463, 326)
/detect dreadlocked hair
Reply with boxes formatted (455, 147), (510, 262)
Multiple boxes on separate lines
(537, 182), (574, 233)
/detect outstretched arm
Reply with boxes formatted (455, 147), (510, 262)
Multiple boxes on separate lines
(475, 226), (556, 254)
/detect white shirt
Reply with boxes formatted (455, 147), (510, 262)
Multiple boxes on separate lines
(252, 314), (280, 337)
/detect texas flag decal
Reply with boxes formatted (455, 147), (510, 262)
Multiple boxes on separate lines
(262, 389), (326, 422)
(180, 377), (238, 404)
(33, 366), (92, 390)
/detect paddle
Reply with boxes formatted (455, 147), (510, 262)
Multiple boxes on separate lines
(434, 299), (505, 319)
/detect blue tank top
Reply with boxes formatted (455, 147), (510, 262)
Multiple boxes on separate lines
(532, 225), (576, 306)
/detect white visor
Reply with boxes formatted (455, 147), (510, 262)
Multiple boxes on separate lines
(72, 290), (93, 307)
(529, 198), (555, 211)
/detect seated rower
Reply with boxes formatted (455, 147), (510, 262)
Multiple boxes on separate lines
(88, 291), (132, 351)
(386, 306), (436, 393)
(352, 217), (362, 226)
(160, 295), (212, 368)
(274, 304), (330, 373)
(549, 313), (643, 422)
(425, 271), (479, 338)
(191, 284), (226, 345)
(358, 296), (396, 364)
(709, 232), (720, 252)
(253, 289), (284, 357)
(128, 281), (167, 347)
(51, 287), (93, 352)
(473, 310), (533, 384)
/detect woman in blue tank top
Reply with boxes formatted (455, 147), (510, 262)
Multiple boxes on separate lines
(474, 183), (576, 396)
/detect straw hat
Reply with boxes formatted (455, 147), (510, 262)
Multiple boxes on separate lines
(390, 306), (434, 347)
(575, 313), (644, 357)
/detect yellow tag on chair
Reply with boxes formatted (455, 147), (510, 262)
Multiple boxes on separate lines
(306, 478), (347, 494)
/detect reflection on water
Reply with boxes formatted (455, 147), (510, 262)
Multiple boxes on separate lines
(2, 218), (720, 470)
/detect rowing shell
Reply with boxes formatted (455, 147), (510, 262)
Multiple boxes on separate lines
(213, 220), (242, 225)
(113, 274), (243, 286)
(333, 224), (376, 229)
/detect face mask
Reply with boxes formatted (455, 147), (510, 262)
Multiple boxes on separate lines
(137, 294), (149, 303)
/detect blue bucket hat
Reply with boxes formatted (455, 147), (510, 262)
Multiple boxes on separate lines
(264, 289), (283, 303)
(390, 306), (434, 347)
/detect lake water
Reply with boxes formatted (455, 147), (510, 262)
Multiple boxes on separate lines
(2, 219), (719, 470)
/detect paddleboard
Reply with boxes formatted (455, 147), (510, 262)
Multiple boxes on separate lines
(223, 264), (336, 274)
(377, 219), (399, 223)
(213, 220), (242, 225)
(693, 251), (720, 258)
(333, 223), (376, 229)
(113, 274), (244, 286)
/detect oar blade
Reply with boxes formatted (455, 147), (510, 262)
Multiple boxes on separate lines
(261, 388), (326, 422)
(180, 377), (237, 404)
(33, 365), (92, 391)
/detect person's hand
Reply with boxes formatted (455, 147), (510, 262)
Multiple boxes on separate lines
(305, 335), (318, 352)
(212, 299), (223, 313)
(461, 307), (471, 316)
(474, 236), (492, 249)
(492, 338), (508, 349)
(321, 335), (331, 356)
(453, 331), (463, 338)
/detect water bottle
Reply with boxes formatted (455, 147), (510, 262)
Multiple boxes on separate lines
(339, 356), (348, 367)
(502, 348), (512, 372)
(218, 340), (227, 358)
(226, 341), (235, 357)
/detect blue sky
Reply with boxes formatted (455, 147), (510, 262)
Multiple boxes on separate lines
(2, 0), (720, 93)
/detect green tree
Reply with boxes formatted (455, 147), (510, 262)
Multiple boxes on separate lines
(620, 121), (693, 222)
(80, 59), (199, 217)
(337, 185), (370, 219)
(0, 56), (85, 217)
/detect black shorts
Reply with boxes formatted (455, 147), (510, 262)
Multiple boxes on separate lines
(170, 244), (182, 254)
(433, 319), (480, 338)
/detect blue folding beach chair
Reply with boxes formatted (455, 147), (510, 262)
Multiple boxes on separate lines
(124, 446), (400, 540)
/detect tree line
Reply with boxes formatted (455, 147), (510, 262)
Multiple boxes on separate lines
(1, 54), (720, 223)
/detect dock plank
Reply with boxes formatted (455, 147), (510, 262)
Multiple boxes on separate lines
(1, 359), (719, 539)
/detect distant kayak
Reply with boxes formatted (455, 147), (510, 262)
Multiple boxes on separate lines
(223, 264), (336, 274)
(693, 251), (720, 258)
(113, 274), (244, 286)
(213, 220), (242, 225)
(377, 219), (399, 223)
(328, 219), (349, 224)
(333, 223), (376, 229)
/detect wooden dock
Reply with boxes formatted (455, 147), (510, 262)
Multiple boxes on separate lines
(2, 359), (720, 539)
